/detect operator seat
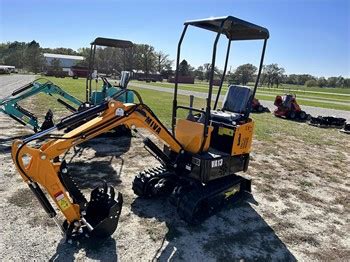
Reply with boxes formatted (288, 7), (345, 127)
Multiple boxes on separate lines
(211, 85), (253, 124)
(119, 71), (131, 89)
(282, 95), (293, 108)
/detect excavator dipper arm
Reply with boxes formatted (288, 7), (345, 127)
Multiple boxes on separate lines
(1, 80), (83, 132)
(11, 92), (183, 239)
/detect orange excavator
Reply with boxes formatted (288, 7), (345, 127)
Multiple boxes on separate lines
(10, 16), (269, 242)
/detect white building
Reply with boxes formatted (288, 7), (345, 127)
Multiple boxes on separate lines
(43, 53), (84, 74)
(0, 65), (16, 73)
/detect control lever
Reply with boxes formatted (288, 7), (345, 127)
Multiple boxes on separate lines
(186, 95), (196, 121)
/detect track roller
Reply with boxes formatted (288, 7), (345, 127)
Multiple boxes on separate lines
(132, 166), (176, 198)
(174, 175), (251, 224)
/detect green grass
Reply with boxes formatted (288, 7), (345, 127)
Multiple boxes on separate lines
(130, 81), (350, 111)
(35, 76), (207, 126)
(195, 80), (350, 94)
(255, 94), (350, 111)
(251, 113), (347, 147)
(37, 76), (86, 100)
(133, 81), (350, 98)
(34, 77), (348, 150)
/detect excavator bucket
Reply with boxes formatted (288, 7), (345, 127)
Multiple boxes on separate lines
(84, 185), (123, 238)
(63, 182), (123, 240)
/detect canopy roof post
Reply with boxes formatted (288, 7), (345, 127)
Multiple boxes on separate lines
(246, 38), (268, 117)
(205, 20), (225, 130)
(172, 25), (188, 134)
(214, 38), (231, 110)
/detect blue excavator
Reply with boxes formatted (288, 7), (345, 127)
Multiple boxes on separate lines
(0, 37), (134, 132)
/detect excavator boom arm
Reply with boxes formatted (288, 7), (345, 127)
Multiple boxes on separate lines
(1, 81), (83, 131)
(11, 98), (182, 228)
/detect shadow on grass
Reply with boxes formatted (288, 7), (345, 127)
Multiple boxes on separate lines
(131, 194), (296, 261)
(49, 237), (118, 262)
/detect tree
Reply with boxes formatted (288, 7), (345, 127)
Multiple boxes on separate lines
(134, 44), (157, 75)
(200, 63), (220, 81)
(327, 77), (338, 87)
(42, 47), (78, 55)
(3, 41), (27, 68)
(179, 59), (191, 76)
(160, 68), (173, 79)
(344, 78), (350, 88)
(24, 40), (43, 73)
(203, 63), (211, 81)
(155, 51), (173, 73)
(261, 64), (285, 88)
(50, 58), (62, 75)
(305, 79), (318, 87)
(194, 65), (204, 80)
(229, 63), (257, 85)
(336, 76), (345, 88)
(317, 77), (327, 88)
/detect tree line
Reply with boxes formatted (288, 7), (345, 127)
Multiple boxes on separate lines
(229, 63), (350, 88)
(0, 40), (173, 77)
(0, 40), (349, 88)
(176, 60), (350, 88)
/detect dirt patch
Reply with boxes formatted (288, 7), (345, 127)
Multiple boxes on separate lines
(0, 102), (350, 260)
(7, 188), (36, 208)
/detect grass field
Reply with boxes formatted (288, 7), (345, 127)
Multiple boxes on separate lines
(194, 80), (350, 94)
(34, 77), (348, 144)
(2, 76), (349, 260)
(129, 81), (350, 111)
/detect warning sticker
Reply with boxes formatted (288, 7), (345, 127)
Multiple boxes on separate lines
(21, 115), (30, 123)
(224, 185), (240, 199)
(54, 191), (70, 210)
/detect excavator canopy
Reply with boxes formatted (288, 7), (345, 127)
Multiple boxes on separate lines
(184, 16), (269, 40)
(91, 37), (133, 48)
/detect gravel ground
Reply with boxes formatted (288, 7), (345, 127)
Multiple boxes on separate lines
(0, 74), (36, 98)
(130, 82), (350, 121)
(1, 76), (350, 261)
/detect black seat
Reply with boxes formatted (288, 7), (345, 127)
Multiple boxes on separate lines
(211, 85), (253, 124)
(119, 71), (131, 89)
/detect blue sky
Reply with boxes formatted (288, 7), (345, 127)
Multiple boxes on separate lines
(0, 0), (349, 77)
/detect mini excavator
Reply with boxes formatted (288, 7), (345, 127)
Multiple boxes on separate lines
(11, 16), (269, 240)
(0, 79), (83, 132)
(0, 37), (134, 132)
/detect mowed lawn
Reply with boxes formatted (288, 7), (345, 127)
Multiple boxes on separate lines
(129, 81), (350, 111)
(34, 76), (348, 144)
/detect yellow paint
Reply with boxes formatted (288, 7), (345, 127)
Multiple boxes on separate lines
(11, 100), (185, 224)
(232, 120), (254, 156)
(175, 119), (213, 154)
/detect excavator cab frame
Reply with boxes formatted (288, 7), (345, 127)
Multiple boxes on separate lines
(172, 16), (269, 152)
